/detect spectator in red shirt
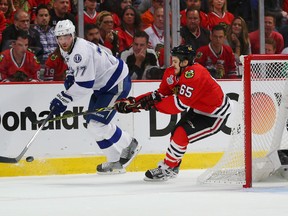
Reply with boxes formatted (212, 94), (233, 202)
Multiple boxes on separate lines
(0, 30), (41, 82)
(195, 24), (237, 79)
(112, 0), (133, 28)
(180, 0), (209, 29)
(249, 12), (284, 54)
(207, 0), (234, 30)
(76, 0), (98, 25)
(0, 0), (16, 25)
(1, 9), (43, 57)
(0, 11), (5, 44)
(115, 5), (142, 53)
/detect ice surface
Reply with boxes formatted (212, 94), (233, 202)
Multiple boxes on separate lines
(0, 170), (287, 216)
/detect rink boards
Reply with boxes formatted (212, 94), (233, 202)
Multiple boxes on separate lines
(0, 80), (243, 176)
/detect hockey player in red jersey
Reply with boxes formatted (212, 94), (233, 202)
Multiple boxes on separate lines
(114, 44), (232, 181)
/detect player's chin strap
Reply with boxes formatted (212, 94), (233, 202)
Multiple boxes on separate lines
(67, 36), (77, 55)
(175, 66), (185, 78)
(176, 59), (188, 77)
(178, 66), (185, 77)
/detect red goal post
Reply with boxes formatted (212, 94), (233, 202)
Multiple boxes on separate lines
(198, 54), (288, 188)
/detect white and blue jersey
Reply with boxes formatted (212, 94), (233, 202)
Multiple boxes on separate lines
(61, 37), (131, 124)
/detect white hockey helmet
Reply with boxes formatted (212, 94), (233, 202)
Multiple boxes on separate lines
(55, 20), (75, 37)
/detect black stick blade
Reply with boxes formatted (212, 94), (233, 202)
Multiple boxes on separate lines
(0, 156), (18, 163)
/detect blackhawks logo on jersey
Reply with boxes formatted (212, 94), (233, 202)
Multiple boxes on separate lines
(0, 54), (3, 62)
(185, 70), (194, 79)
(196, 52), (203, 59)
(50, 54), (58, 61)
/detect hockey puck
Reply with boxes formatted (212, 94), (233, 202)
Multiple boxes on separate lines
(26, 156), (34, 162)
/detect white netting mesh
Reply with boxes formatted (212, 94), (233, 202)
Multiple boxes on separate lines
(198, 56), (288, 185)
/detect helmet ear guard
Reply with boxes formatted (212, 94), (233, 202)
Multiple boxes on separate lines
(170, 44), (196, 65)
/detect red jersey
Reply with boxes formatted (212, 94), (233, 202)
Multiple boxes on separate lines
(112, 13), (121, 28)
(115, 27), (134, 52)
(0, 49), (40, 81)
(143, 64), (230, 117)
(195, 44), (237, 79)
(249, 30), (284, 54)
(207, 11), (234, 30)
(44, 51), (67, 81)
(0, 12), (6, 44)
(180, 9), (209, 29)
(76, 11), (98, 25)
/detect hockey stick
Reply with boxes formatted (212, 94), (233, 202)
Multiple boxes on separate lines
(0, 109), (53, 163)
(28, 106), (115, 125)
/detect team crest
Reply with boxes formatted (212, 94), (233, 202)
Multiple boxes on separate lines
(196, 52), (203, 59)
(167, 75), (174, 85)
(50, 54), (57, 61)
(73, 54), (82, 63)
(185, 70), (195, 78)
(0, 54), (3, 62)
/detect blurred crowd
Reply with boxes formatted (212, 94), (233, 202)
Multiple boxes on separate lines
(0, 0), (287, 82)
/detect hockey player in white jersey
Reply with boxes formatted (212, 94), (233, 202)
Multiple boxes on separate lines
(49, 19), (141, 174)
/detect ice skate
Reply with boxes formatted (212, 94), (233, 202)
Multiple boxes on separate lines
(144, 161), (180, 181)
(119, 138), (142, 168)
(97, 161), (126, 175)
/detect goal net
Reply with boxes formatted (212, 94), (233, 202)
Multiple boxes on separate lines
(198, 55), (288, 188)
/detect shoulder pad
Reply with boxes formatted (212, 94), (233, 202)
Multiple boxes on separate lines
(33, 56), (40, 64)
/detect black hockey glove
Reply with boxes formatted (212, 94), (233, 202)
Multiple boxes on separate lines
(114, 97), (140, 113)
(138, 91), (162, 110)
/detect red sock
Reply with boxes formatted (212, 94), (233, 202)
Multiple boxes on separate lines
(164, 126), (188, 168)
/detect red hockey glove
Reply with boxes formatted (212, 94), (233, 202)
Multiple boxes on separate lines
(138, 91), (162, 110)
(114, 97), (140, 113)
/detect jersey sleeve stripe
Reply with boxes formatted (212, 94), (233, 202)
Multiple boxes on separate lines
(98, 58), (124, 93)
(212, 95), (231, 117)
(175, 95), (189, 111)
(76, 80), (94, 88)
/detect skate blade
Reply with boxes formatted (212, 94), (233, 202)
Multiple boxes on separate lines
(122, 144), (142, 168)
(97, 169), (126, 175)
(143, 176), (168, 182)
